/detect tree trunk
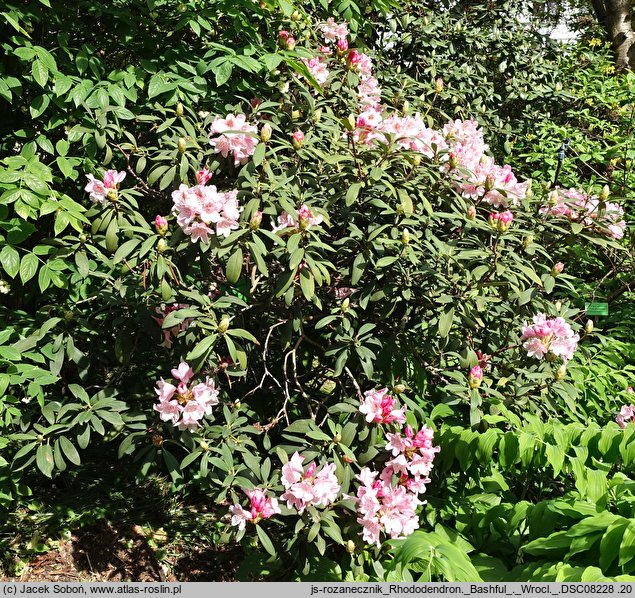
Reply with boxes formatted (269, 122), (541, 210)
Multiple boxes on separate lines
(591, 0), (635, 70)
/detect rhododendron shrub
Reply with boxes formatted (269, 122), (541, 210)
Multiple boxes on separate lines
(1, 1), (632, 583)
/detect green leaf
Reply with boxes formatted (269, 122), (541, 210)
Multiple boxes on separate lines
(226, 247), (243, 284)
(253, 142), (266, 166)
(30, 95), (50, 119)
(438, 307), (454, 338)
(36, 443), (54, 477)
(299, 267), (314, 300)
(105, 218), (119, 252)
(59, 436), (81, 466)
(345, 182), (363, 206)
(32, 59), (48, 87)
(0, 245), (20, 278)
(19, 252), (38, 283)
(214, 61), (233, 87)
(255, 524), (276, 557)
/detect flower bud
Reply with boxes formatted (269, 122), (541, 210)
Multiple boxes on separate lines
(177, 137), (187, 153)
(250, 97), (263, 110)
(260, 123), (272, 143)
(249, 210), (263, 230)
(449, 154), (458, 170)
(468, 365), (483, 389)
(278, 81), (290, 94)
(551, 262), (564, 277)
(155, 215), (168, 236)
(234, 400), (241, 410)
(341, 297), (350, 313)
(333, 432), (341, 443)
(393, 383), (406, 394)
(555, 300), (562, 312)
(600, 185), (610, 202)
(79, 233), (87, 243)
(401, 228), (410, 245)
(197, 167), (212, 185)
(337, 38), (349, 54)
(218, 316), (230, 334)
(345, 540), (356, 554)
(152, 434), (164, 447)
(343, 114), (356, 132)
(555, 364), (567, 381)
(291, 109), (300, 121)
(586, 319), (594, 334)
(106, 188), (118, 202)
(175, 102), (184, 117)
(434, 77), (444, 93)
(402, 100), (411, 115)
(292, 129), (304, 150)
(286, 37), (296, 51)
(291, 9), (301, 21)
(628, 387), (634, 394)
(199, 440), (210, 451)
(313, 108), (322, 123)
(466, 205), (476, 220)
(548, 190), (559, 206)
(484, 174), (495, 192)
(157, 238), (168, 253)
(523, 234), (534, 249)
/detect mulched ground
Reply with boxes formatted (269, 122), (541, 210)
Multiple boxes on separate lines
(1, 521), (242, 582)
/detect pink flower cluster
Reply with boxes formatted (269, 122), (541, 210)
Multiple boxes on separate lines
(616, 404), (635, 429)
(171, 183), (241, 243)
(540, 188), (626, 240)
(318, 17), (348, 43)
(303, 56), (329, 86)
(153, 303), (192, 348)
(208, 114), (258, 167)
(280, 452), (341, 514)
(230, 488), (281, 529)
(154, 362), (219, 431)
(521, 313), (580, 362)
(272, 204), (323, 233)
(351, 389), (439, 547)
(351, 468), (421, 548)
(84, 170), (126, 204)
(359, 387), (406, 424)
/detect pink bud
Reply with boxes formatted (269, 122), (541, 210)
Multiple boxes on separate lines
(305, 462), (317, 478)
(337, 38), (348, 53)
(249, 210), (263, 230)
(347, 49), (361, 67)
(278, 30), (290, 41)
(551, 262), (564, 276)
(435, 77), (444, 93)
(155, 215), (168, 235)
(292, 129), (304, 150)
(467, 206), (476, 220)
(197, 167), (212, 185)
(468, 365), (483, 389)
(628, 387), (634, 394)
(286, 37), (296, 51)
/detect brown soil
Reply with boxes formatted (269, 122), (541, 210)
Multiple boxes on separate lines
(1, 521), (242, 582)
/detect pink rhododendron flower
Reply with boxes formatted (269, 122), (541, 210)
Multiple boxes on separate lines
(318, 17), (349, 43)
(617, 404), (635, 429)
(359, 388), (406, 425)
(209, 114), (258, 166)
(303, 56), (329, 86)
(521, 313), (580, 362)
(540, 188), (626, 240)
(280, 452), (340, 514)
(230, 488), (280, 529)
(153, 362), (219, 431)
(351, 468), (421, 547)
(153, 303), (192, 348)
(272, 204), (323, 233)
(171, 183), (242, 243)
(84, 170), (126, 204)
